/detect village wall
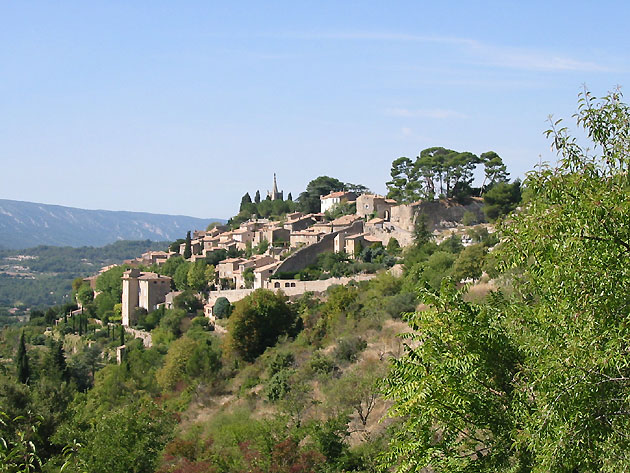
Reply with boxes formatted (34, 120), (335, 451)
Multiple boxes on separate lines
(274, 220), (363, 275)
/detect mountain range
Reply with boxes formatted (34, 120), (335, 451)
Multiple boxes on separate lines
(0, 199), (224, 249)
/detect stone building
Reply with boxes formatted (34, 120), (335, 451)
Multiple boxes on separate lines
(355, 194), (397, 220)
(320, 191), (356, 213)
(121, 269), (172, 326)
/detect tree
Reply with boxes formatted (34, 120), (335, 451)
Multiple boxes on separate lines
(70, 399), (174, 473)
(382, 283), (523, 472)
(240, 192), (252, 211)
(386, 157), (420, 203)
(228, 289), (297, 361)
(382, 89), (630, 471)
(494, 89), (630, 470)
(451, 243), (486, 282)
(482, 180), (521, 221)
(287, 192), (292, 201)
(169, 238), (185, 253)
(95, 265), (127, 301)
(183, 231), (192, 259)
(173, 261), (191, 290)
(76, 285), (94, 307)
(480, 151), (509, 194)
(298, 176), (346, 213)
(187, 260), (212, 292)
(326, 357), (386, 427)
(254, 190), (261, 204)
(16, 331), (30, 384)
(386, 237), (401, 255)
(213, 297), (232, 319)
(413, 212), (432, 247)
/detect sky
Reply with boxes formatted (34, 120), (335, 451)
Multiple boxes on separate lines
(1, 1), (629, 219)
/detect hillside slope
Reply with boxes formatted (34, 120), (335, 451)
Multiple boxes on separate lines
(0, 199), (224, 249)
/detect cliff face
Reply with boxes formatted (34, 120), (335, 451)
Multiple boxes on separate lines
(0, 199), (224, 249)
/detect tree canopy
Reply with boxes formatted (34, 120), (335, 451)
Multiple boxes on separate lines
(382, 89), (630, 472)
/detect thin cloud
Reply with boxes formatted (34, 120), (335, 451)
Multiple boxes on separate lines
(387, 108), (468, 119)
(273, 30), (609, 73)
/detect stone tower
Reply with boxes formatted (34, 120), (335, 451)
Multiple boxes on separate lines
(267, 173), (283, 201)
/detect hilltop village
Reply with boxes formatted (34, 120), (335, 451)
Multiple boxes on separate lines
(85, 175), (487, 333)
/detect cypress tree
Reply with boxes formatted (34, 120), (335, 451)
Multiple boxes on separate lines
(72, 314), (75, 332)
(120, 325), (125, 346)
(287, 192), (293, 201)
(254, 190), (261, 204)
(240, 192), (252, 211)
(184, 231), (192, 259)
(78, 313), (83, 336)
(16, 331), (30, 384)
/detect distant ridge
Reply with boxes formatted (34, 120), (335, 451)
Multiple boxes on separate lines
(0, 199), (224, 249)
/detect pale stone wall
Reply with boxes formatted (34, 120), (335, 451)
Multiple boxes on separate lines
(139, 278), (171, 314)
(122, 270), (140, 326)
(276, 220), (363, 275)
(203, 274), (377, 319)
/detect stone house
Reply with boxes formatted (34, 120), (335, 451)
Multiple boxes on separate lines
(320, 191), (357, 213)
(355, 194), (397, 220)
(121, 269), (172, 326)
(290, 230), (325, 247)
(254, 261), (281, 289)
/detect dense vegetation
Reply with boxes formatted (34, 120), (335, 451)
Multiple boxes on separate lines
(1, 90), (627, 472)
(0, 240), (167, 315)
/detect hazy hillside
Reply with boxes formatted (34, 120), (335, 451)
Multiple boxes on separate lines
(0, 199), (224, 249)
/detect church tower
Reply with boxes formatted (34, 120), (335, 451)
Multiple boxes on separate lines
(267, 173), (283, 201)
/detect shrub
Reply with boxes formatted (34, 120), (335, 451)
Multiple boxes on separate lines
(267, 351), (295, 377)
(333, 336), (367, 363)
(384, 292), (417, 319)
(213, 297), (232, 319)
(265, 368), (294, 402)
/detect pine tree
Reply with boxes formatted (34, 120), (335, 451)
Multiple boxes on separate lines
(254, 190), (261, 204)
(16, 331), (30, 384)
(184, 231), (192, 259)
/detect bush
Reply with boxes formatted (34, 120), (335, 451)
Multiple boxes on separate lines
(384, 292), (417, 319)
(308, 351), (336, 375)
(227, 289), (297, 362)
(265, 368), (294, 401)
(267, 351), (295, 377)
(213, 297), (232, 319)
(333, 336), (367, 363)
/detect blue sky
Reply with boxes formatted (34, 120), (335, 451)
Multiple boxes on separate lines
(1, 1), (628, 218)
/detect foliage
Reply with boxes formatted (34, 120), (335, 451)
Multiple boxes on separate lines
(297, 176), (346, 213)
(382, 282), (523, 472)
(333, 336), (367, 363)
(451, 243), (486, 282)
(382, 89), (630, 471)
(387, 147), (486, 202)
(156, 334), (221, 391)
(66, 399), (174, 473)
(482, 180), (522, 221)
(16, 331), (30, 385)
(213, 297), (232, 319)
(183, 231), (192, 260)
(0, 240), (164, 310)
(227, 289), (297, 362)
